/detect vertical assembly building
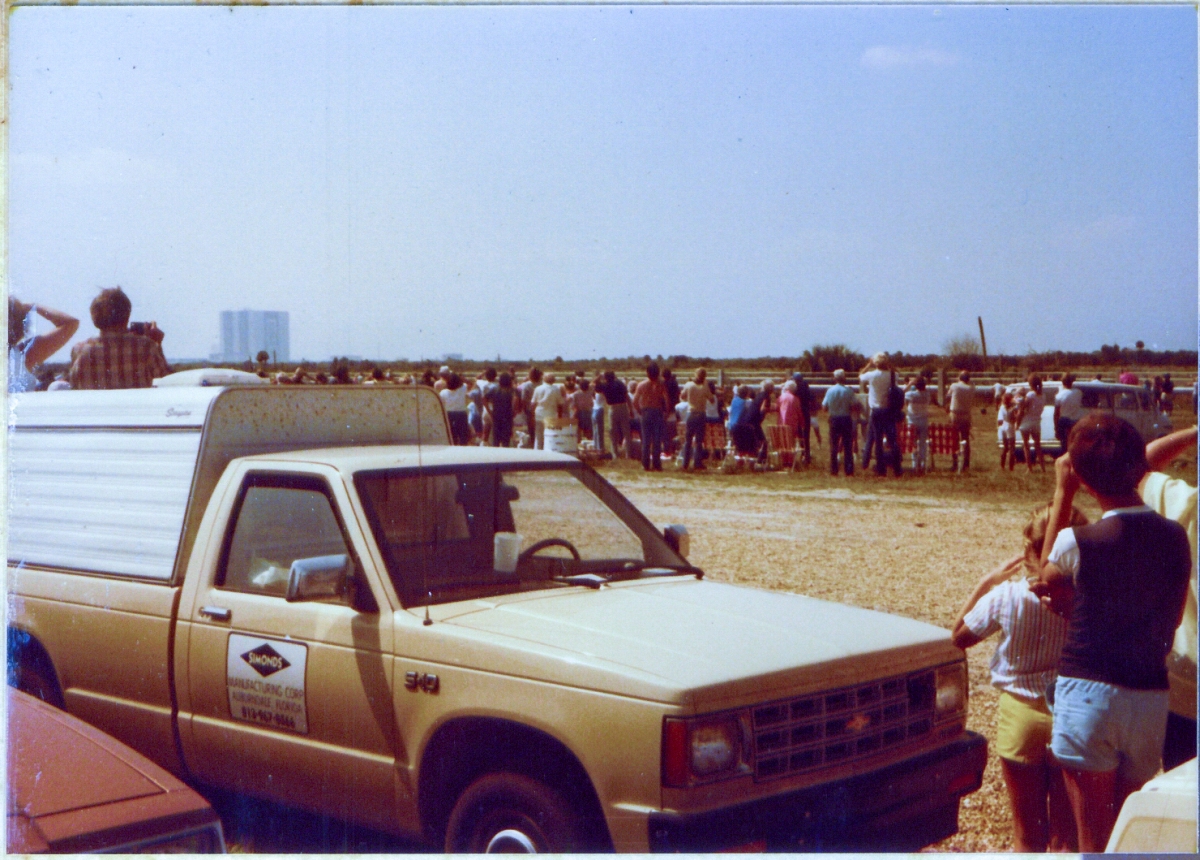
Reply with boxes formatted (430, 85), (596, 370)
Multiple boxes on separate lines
(220, 310), (290, 363)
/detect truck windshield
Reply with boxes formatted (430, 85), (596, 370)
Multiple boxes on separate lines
(354, 465), (689, 607)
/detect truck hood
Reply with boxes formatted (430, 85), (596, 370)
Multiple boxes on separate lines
(421, 579), (957, 708)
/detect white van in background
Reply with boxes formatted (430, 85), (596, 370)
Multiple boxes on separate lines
(1004, 380), (1166, 457)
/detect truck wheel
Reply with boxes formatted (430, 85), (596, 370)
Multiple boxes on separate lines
(10, 656), (64, 709)
(444, 772), (581, 853)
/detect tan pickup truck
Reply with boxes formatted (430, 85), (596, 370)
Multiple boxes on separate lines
(7, 383), (986, 852)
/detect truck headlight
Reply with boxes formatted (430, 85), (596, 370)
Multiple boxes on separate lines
(662, 713), (748, 787)
(935, 662), (968, 718)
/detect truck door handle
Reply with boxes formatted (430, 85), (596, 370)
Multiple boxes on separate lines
(199, 605), (232, 622)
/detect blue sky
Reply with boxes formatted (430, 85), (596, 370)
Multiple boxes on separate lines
(7, 4), (1197, 362)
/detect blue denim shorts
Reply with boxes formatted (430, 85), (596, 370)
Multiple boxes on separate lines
(1050, 676), (1168, 786)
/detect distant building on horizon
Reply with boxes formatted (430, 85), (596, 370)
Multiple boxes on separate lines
(217, 309), (289, 363)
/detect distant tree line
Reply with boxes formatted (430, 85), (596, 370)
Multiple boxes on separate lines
(149, 341), (1195, 380)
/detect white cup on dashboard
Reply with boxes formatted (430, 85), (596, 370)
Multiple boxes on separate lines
(493, 532), (523, 573)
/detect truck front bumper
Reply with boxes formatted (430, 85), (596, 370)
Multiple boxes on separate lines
(647, 731), (987, 852)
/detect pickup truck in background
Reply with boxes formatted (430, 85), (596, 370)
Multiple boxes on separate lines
(7, 384), (986, 852)
(1004, 379), (1167, 457)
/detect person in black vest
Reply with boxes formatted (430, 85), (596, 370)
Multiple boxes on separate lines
(1035, 415), (1191, 852)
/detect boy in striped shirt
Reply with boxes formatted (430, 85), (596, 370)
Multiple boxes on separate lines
(952, 502), (1087, 852)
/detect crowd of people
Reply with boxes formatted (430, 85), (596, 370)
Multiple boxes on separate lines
(10, 297), (1192, 481)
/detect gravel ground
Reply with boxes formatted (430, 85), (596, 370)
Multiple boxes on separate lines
(605, 465), (1028, 853)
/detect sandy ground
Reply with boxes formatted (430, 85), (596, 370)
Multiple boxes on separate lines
(606, 465), (1029, 853)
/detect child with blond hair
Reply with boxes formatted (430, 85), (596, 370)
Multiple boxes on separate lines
(952, 502), (1088, 852)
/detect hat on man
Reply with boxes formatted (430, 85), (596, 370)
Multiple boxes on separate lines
(833, 368), (846, 381)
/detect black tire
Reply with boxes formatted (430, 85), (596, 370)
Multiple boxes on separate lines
(7, 634), (64, 710)
(444, 772), (582, 853)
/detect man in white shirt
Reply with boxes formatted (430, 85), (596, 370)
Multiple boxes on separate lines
(859, 352), (901, 475)
(1053, 373), (1085, 450)
(947, 371), (975, 471)
(532, 372), (566, 450)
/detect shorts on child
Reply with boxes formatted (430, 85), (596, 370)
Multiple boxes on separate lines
(1050, 676), (1168, 786)
(996, 691), (1053, 765)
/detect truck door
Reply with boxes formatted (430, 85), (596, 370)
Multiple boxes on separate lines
(179, 469), (398, 833)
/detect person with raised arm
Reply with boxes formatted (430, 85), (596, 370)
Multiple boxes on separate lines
(1034, 415), (1190, 851)
(8, 297), (79, 393)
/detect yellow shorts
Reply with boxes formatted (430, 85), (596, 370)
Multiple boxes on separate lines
(995, 691), (1053, 765)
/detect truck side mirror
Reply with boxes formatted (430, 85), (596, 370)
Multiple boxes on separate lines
(664, 524), (690, 560)
(286, 554), (351, 602)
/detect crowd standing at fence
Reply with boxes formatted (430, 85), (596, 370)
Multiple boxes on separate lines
(7, 295), (1193, 479)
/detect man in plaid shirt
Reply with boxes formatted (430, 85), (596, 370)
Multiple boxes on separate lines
(69, 287), (170, 389)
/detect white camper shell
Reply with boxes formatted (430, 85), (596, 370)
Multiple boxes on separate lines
(8, 386), (450, 583)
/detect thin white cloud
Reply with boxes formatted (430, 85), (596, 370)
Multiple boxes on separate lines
(860, 45), (960, 70)
(11, 149), (174, 186)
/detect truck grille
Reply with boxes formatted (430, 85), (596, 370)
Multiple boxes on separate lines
(751, 669), (938, 781)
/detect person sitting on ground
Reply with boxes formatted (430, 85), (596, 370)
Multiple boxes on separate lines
(8, 297), (79, 393)
(750, 380), (774, 461)
(952, 502), (1086, 852)
(731, 384), (768, 461)
(68, 287), (169, 390)
(1034, 415), (1191, 852)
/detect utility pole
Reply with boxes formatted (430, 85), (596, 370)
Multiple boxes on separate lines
(977, 316), (988, 361)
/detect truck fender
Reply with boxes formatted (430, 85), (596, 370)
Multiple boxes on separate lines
(7, 627), (64, 709)
(416, 716), (612, 851)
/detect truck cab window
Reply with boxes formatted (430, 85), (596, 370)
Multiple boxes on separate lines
(221, 480), (353, 600)
(1081, 389), (1111, 409)
(356, 466), (650, 607)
